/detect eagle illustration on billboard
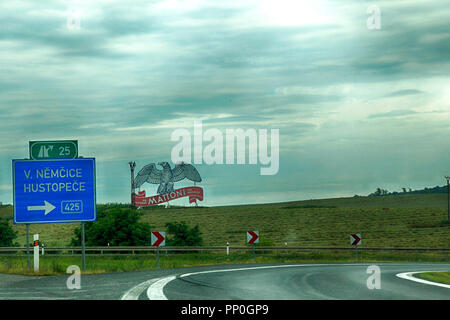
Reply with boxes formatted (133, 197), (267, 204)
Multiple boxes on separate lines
(133, 161), (202, 194)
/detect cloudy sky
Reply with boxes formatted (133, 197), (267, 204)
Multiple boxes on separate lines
(1, 0), (449, 206)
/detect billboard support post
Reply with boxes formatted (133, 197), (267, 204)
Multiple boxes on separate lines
(129, 162), (136, 208)
(445, 176), (450, 221)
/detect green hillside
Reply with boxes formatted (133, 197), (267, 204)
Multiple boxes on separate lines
(1, 193), (449, 248)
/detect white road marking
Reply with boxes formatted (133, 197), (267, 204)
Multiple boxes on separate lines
(145, 263), (359, 300)
(396, 271), (450, 289)
(121, 277), (167, 300)
(180, 264), (317, 278)
(146, 276), (176, 300)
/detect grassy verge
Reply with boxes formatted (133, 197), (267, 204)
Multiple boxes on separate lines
(0, 250), (448, 276)
(416, 271), (450, 285)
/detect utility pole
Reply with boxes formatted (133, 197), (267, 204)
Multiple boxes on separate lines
(129, 161), (136, 209)
(445, 176), (450, 221)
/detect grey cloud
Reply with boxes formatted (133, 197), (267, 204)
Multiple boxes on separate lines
(368, 109), (417, 119)
(384, 89), (424, 98)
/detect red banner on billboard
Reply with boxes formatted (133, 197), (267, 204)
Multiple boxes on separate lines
(133, 186), (203, 206)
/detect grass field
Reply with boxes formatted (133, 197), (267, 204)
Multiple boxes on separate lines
(1, 193), (449, 248)
(416, 271), (450, 285)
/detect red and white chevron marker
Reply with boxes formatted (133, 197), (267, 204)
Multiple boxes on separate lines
(350, 233), (361, 246)
(247, 231), (259, 244)
(151, 231), (166, 247)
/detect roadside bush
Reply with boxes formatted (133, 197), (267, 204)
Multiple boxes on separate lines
(165, 221), (203, 246)
(0, 218), (18, 247)
(70, 208), (152, 246)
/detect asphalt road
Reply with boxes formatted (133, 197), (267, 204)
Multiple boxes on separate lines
(0, 263), (448, 300)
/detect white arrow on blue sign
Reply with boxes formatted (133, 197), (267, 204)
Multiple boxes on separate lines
(27, 200), (56, 215)
(12, 158), (96, 224)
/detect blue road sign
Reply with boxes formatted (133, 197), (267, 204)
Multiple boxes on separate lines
(12, 158), (96, 224)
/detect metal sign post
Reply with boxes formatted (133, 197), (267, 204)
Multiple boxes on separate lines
(252, 244), (255, 262)
(350, 233), (362, 263)
(151, 232), (166, 269)
(26, 224), (30, 268)
(81, 222), (86, 271)
(156, 247), (160, 269)
(247, 231), (259, 262)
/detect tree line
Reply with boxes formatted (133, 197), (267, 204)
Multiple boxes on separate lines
(369, 185), (448, 196)
(0, 208), (203, 247)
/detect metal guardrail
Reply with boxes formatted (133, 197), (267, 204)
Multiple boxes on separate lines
(0, 246), (449, 255)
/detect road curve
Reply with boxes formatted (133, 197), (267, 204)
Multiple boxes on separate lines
(148, 263), (450, 300)
(0, 263), (448, 300)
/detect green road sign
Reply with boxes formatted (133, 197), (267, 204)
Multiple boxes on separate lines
(29, 140), (78, 159)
